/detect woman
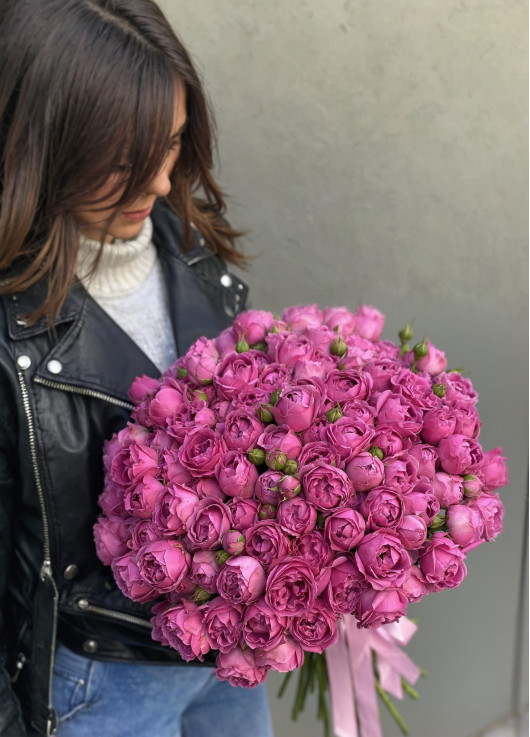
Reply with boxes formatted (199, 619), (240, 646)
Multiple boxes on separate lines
(0, 1), (273, 735)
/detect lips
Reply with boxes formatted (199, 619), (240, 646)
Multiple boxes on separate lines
(122, 206), (152, 222)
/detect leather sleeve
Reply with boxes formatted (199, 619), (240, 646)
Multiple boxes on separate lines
(0, 377), (27, 735)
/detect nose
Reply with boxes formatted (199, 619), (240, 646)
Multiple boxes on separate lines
(146, 157), (173, 198)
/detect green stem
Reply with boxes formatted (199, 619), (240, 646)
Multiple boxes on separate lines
(315, 655), (331, 737)
(401, 678), (419, 700)
(277, 670), (292, 699)
(375, 678), (409, 736)
(292, 658), (311, 721)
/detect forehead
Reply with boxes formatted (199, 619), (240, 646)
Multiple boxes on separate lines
(172, 79), (187, 131)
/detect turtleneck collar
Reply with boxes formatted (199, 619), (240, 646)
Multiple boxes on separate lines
(76, 217), (157, 298)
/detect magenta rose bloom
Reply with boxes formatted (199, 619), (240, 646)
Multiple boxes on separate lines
(271, 384), (320, 432)
(216, 450), (259, 498)
(151, 600), (210, 662)
(178, 426), (225, 478)
(233, 309), (275, 345)
(370, 424), (412, 460)
(94, 515), (133, 566)
(254, 471), (283, 507)
(477, 448), (509, 491)
(282, 303), (324, 331)
(374, 391), (423, 436)
(419, 532), (467, 592)
(203, 597), (243, 653)
(190, 550), (221, 594)
(438, 434), (484, 475)
(147, 385), (186, 427)
(255, 635), (304, 672)
(111, 552), (158, 603)
(439, 372), (478, 407)
(291, 599), (338, 653)
(186, 498), (231, 550)
(265, 557), (316, 616)
(326, 418), (374, 462)
(152, 483), (198, 536)
(421, 405), (458, 445)
(216, 556), (266, 604)
(404, 483), (440, 525)
(322, 555), (364, 615)
(214, 327), (238, 358)
(382, 458), (418, 495)
(242, 598), (288, 651)
(98, 480), (125, 518)
(112, 441), (159, 489)
(184, 336), (219, 385)
(228, 498), (260, 531)
(195, 478), (225, 501)
(355, 531), (411, 590)
(353, 304), (385, 341)
(402, 566), (429, 603)
(291, 530), (333, 574)
(364, 358), (404, 392)
(324, 508), (365, 551)
(130, 519), (161, 551)
(257, 424), (302, 460)
(356, 586), (408, 628)
(446, 504), (484, 548)
(323, 306), (357, 335)
(469, 492), (504, 541)
(345, 452), (385, 492)
(259, 363), (293, 391)
(298, 442), (343, 470)
(326, 369), (372, 403)
(245, 521), (290, 568)
(128, 374), (161, 404)
(136, 540), (190, 594)
(453, 405), (481, 439)
(300, 462), (353, 513)
(431, 472), (464, 507)
(396, 514), (428, 551)
(407, 444), (438, 479)
(223, 410), (264, 452)
(360, 486), (406, 530)
(213, 352), (261, 400)
(277, 498), (317, 538)
(216, 647), (268, 688)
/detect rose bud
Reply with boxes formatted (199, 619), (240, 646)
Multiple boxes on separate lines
(258, 403), (274, 423)
(259, 503), (277, 520)
(346, 450), (385, 490)
(283, 459), (299, 475)
(419, 532), (467, 592)
(462, 474), (482, 498)
(277, 474), (301, 499)
(265, 450), (287, 471)
(216, 556), (266, 604)
(191, 550), (221, 593)
(216, 647), (268, 688)
(222, 530), (246, 556)
(215, 550), (230, 566)
(248, 448), (266, 466)
(192, 585), (213, 603)
(331, 336), (348, 357)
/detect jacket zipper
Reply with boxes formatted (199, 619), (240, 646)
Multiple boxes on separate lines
(76, 598), (152, 629)
(34, 377), (135, 410)
(17, 369), (59, 737)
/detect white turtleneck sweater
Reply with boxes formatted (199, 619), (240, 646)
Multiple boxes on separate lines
(76, 218), (177, 374)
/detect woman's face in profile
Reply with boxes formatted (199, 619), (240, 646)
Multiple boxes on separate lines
(75, 81), (187, 243)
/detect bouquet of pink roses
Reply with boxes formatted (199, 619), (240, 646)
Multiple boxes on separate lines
(94, 303), (508, 735)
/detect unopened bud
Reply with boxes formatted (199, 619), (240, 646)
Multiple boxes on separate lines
(326, 405), (343, 423)
(236, 336), (250, 353)
(463, 474), (482, 498)
(269, 389), (281, 406)
(192, 586), (212, 603)
(177, 368), (188, 379)
(398, 323), (414, 344)
(194, 390), (208, 403)
(215, 550), (230, 566)
(369, 446), (384, 461)
(259, 504), (277, 520)
(283, 459), (298, 475)
(413, 338), (429, 360)
(277, 475), (301, 499)
(331, 336), (348, 358)
(248, 448), (266, 466)
(250, 341), (267, 353)
(259, 403), (274, 423)
(222, 530), (246, 555)
(428, 513), (446, 532)
(265, 450), (287, 471)
(432, 383), (446, 398)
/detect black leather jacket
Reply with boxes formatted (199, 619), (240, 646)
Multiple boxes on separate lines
(0, 201), (249, 736)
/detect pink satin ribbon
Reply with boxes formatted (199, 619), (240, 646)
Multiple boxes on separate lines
(326, 616), (421, 737)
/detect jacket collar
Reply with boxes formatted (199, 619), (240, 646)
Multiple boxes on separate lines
(7, 201), (218, 404)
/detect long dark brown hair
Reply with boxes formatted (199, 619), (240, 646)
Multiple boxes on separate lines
(0, 0), (246, 325)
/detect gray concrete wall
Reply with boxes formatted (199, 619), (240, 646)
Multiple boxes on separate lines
(162, 1), (528, 736)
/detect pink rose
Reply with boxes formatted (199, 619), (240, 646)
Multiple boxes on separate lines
(469, 492), (504, 541)
(254, 471), (283, 507)
(298, 441), (343, 469)
(324, 508), (365, 551)
(395, 515), (428, 550)
(216, 556), (266, 604)
(355, 531), (411, 590)
(356, 587), (408, 628)
(136, 540), (190, 593)
(345, 453), (385, 492)
(382, 457), (419, 494)
(277, 497), (317, 537)
(128, 374), (161, 404)
(233, 309), (275, 345)
(222, 411), (264, 452)
(431, 472), (464, 508)
(326, 418), (374, 462)
(326, 369), (373, 403)
(374, 391), (423, 436)
(323, 556), (365, 615)
(216, 450), (259, 498)
(161, 447), (194, 486)
(216, 647), (269, 688)
(184, 337), (219, 385)
(300, 462), (353, 513)
(371, 424), (412, 460)
(404, 481), (440, 524)
(257, 425), (302, 460)
(402, 566), (429, 603)
(273, 334), (314, 367)
(407, 445), (438, 479)
(341, 399), (376, 425)
(148, 386), (185, 427)
(130, 519), (161, 551)
(271, 384), (320, 432)
(323, 306), (357, 335)
(203, 597), (243, 652)
(178, 427), (225, 478)
(438, 435), (484, 475)
(228, 498), (260, 531)
(391, 370), (441, 412)
(419, 532), (467, 591)
(186, 498), (231, 550)
(477, 448), (509, 491)
(291, 530), (334, 574)
(360, 487), (406, 530)
(364, 358), (404, 392)
(353, 304), (385, 341)
(265, 557), (317, 616)
(93, 515), (133, 565)
(214, 352), (261, 400)
(112, 441), (159, 489)
(190, 550), (221, 593)
(421, 405), (458, 445)
(151, 600), (210, 661)
(97, 480), (125, 517)
(405, 341), (447, 375)
(259, 363), (293, 391)
(196, 478), (225, 501)
(214, 327), (237, 357)
(152, 483), (199, 536)
(439, 372), (478, 407)
(222, 530), (246, 556)
(255, 635), (304, 672)
(446, 504), (484, 548)
(243, 598), (288, 651)
(453, 405), (481, 439)
(245, 521), (290, 568)
(282, 303), (324, 331)
(291, 599), (338, 652)
(111, 552), (158, 603)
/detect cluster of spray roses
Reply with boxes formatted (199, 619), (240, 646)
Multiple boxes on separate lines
(94, 303), (508, 688)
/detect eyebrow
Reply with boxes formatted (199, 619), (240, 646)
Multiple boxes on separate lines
(170, 120), (188, 140)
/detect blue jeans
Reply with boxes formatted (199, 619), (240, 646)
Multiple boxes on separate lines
(51, 643), (274, 737)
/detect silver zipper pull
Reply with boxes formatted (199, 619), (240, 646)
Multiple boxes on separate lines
(10, 653), (26, 683)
